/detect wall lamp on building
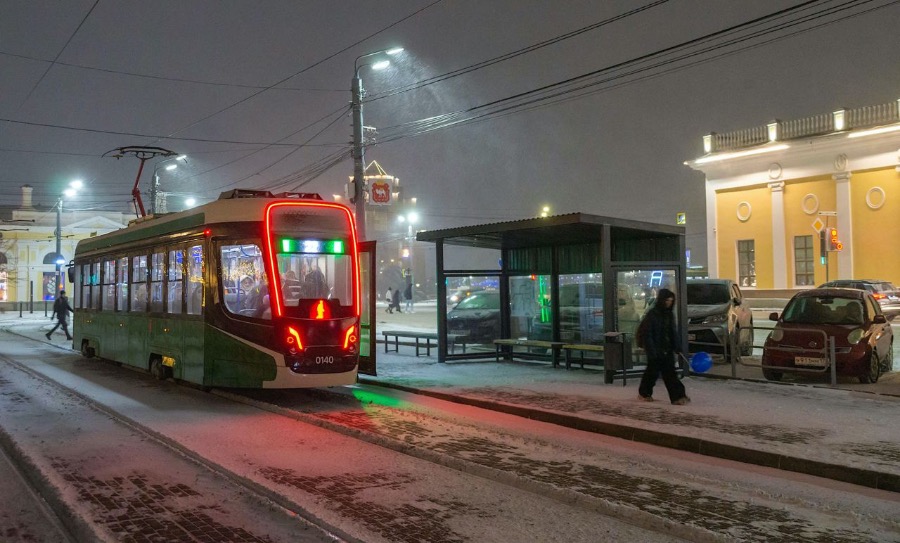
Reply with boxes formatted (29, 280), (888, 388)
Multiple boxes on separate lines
(847, 124), (900, 139)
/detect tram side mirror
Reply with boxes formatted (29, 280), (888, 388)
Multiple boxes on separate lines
(769, 312), (779, 322)
(67, 267), (75, 284)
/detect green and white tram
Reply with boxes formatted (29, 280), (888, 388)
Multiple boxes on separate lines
(70, 189), (361, 388)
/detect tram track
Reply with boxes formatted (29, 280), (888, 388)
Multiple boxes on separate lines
(222, 384), (900, 543)
(0, 346), (352, 543)
(3, 325), (900, 542)
(0, 328), (689, 543)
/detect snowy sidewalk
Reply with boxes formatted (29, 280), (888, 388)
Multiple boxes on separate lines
(362, 351), (900, 492)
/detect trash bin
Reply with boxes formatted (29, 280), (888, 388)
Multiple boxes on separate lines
(604, 332), (632, 385)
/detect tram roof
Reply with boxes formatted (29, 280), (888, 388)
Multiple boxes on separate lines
(75, 193), (342, 255)
(415, 212), (683, 250)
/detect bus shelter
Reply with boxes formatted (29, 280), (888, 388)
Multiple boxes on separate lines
(417, 213), (686, 366)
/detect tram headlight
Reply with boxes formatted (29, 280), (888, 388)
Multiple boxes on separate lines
(285, 326), (304, 354)
(344, 325), (358, 353)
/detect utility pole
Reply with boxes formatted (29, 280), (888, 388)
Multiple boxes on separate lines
(351, 73), (367, 240)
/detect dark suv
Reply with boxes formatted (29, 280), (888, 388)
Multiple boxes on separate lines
(817, 280), (899, 321)
(686, 278), (754, 360)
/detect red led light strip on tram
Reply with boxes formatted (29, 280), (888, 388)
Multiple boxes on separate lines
(263, 201), (360, 318)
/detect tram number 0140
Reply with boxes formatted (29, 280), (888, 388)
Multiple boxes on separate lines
(315, 355), (335, 365)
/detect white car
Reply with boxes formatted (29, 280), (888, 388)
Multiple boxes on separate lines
(686, 279), (754, 361)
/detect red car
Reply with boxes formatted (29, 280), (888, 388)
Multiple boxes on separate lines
(762, 288), (893, 383)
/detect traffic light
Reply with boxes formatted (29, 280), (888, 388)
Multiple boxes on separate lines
(828, 227), (843, 252)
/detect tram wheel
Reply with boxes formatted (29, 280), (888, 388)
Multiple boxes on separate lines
(80, 340), (95, 358)
(149, 357), (169, 381)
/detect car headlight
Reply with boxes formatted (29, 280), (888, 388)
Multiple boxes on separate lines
(702, 313), (727, 324)
(847, 328), (865, 345)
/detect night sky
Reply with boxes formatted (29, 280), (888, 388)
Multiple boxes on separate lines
(1, 0), (898, 265)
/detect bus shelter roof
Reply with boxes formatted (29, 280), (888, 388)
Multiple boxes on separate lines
(415, 212), (683, 250)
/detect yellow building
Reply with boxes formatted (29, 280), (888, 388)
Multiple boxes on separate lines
(0, 186), (125, 304)
(686, 98), (900, 293)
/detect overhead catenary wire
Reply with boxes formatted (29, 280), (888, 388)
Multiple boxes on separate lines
(251, 0), (870, 189)
(373, 0), (895, 144)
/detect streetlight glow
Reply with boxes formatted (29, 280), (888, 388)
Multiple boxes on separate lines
(351, 46), (405, 240)
(185, 197), (197, 207)
(165, 164), (178, 171)
(55, 179), (83, 298)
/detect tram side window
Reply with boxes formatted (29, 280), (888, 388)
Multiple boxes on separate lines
(117, 256), (129, 311)
(90, 262), (101, 309)
(186, 245), (204, 316)
(167, 249), (184, 314)
(131, 255), (148, 312)
(75, 264), (87, 309)
(149, 251), (165, 313)
(102, 259), (116, 311)
(220, 243), (270, 320)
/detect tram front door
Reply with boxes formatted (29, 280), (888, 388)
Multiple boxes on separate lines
(358, 241), (377, 376)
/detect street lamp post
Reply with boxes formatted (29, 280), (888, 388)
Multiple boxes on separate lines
(397, 211), (418, 310)
(150, 155), (187, 215)
(55, 180), (83, 298)
(351, 47), (403, 241)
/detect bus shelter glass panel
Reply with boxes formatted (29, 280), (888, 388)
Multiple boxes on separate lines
(531, 273), (604, 345)
(446, 275), (500, 348)
(509, 275), (546, 340)
(616, 269), (678, 361)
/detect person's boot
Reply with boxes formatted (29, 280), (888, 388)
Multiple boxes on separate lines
(45, 332), (52, 340)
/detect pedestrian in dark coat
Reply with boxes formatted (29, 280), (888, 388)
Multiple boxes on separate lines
(391, 286), (403, 313)
(638, 288), (689, 405)
(47, 290), (74, 341)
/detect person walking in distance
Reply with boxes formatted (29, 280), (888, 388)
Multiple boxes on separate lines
(385, 287), (394, 313)
(391, 285), (403, 314)
(47, 290), (74, 341)
(404, 282), (414, 313)
(638, 288), (690, 405)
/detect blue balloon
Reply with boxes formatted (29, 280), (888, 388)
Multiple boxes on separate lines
(690, 352), (712, 373)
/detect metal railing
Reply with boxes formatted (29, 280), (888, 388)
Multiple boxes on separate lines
(691, 323), (838, 386)
(708, 99), (900, 153)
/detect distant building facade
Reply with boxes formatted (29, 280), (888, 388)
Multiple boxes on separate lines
(686, 98), (900, 291)
(0, 185), (126, 303)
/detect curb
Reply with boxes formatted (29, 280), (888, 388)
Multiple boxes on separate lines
(359, 377), (900, 493)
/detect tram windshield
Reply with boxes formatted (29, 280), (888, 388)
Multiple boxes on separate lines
(274, 241), (353, 311)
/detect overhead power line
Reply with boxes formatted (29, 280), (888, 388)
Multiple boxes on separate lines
(374, 0), (898, 144)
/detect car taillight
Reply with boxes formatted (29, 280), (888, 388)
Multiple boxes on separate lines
(873, 293), (886, 300)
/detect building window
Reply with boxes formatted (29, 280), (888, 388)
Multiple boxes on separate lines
(793, 235), (814, 287)
(737, 240), (756, 287)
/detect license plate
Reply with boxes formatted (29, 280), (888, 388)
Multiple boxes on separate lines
(795, 356), (827, 367)
(688, 334), (696, 341)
